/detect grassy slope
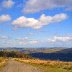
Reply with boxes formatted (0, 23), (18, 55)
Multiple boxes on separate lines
(15, 58), (72, 72)
(33, 63), (72, 72)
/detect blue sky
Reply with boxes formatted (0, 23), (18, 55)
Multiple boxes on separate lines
(0, 0), (72, 48)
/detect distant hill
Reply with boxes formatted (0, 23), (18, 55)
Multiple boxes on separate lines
(29, 48), (72, 61)
(55, 48), (72, 53)
(0, 47), (64, 53)
(1, 47), (72, 61)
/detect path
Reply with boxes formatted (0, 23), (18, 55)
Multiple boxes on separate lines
(0, 59), (40, 72)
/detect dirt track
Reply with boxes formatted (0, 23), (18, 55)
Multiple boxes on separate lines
(0, 60), (41, 72)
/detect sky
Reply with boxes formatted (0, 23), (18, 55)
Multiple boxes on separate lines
(0, 0), (72, 48)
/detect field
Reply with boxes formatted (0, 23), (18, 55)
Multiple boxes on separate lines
(15, 58), (72, 72)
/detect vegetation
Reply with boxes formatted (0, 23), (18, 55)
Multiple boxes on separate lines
(30, 52), (72, 61)
(0, 49), (72, 72)
(15, 58), (72, 72)
(0, 51), (31, 58)
(0, 57), (8, 69)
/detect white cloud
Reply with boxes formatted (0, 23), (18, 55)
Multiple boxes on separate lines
(12, 13), (68, 29)
(0, 14), (11, 23)
(16, 37), (29, 41)
(0, 35), (39, 47)
(0, 36), (9, 40)
(29, 40), (38, 44)
(48, 36), (72, 42)
(16, 37), (38, 45)
(2, 0), (15, 8)
(0, 35), (72, 47)
(18, 40), (38, 45)
(23, 0), (72, 13)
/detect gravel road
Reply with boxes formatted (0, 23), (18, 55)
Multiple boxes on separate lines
(0, 59), (41, 72)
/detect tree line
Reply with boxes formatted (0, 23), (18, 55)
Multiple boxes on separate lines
(0, 51), (31, 58)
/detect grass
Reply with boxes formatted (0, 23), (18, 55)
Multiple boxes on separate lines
(15, 58), (72, 72)
(0, 57), (8, 70)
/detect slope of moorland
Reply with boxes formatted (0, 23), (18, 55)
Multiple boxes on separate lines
(30, 48), (72, 61)
(15, 58), (72, 72)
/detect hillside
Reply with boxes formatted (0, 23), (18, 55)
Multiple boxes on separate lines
(30, 48), (72, 61)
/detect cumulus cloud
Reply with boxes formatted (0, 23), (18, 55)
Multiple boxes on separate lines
(12, 13), (68, 29)
(2, 0), (15, 8)
(23, 0), (72, 13)
(48, 36), (72, 42)
(0, 14), (11, 23)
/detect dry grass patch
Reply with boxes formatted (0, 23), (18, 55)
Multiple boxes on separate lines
(15, 58), (72, 72)
(0, 57), (8, 68)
